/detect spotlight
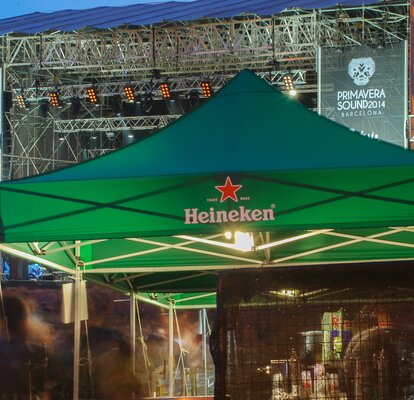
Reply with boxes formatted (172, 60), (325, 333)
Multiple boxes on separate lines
(122, 129), (136, 146)
(110, 94), (123, 116)
(123, 85), (135, 102)
(165, 92), (184, 114)
(58, 132), (65, 141)
(141, 91), (154, 113)
(71, 96), (81, 116)
(160, 82), (172, 100)
(186, 90), (200, 111)
(283, 73), (297, 96)
(39, 99), (49, 118)
(16, 93), (30, 109)
(49, 91), (63, 108)
(201, 80), (213, 98)
(105, 131), (115, 140)
(86, 87), (99, 105)
(3, 92), (12, 112)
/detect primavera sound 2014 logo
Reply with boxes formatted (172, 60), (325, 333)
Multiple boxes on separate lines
(184, 176), (276, 225)
(336, 55), (385, 121)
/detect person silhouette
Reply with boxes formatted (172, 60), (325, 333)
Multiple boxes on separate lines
(0, 295), (52, 400)
(342, 306), (411, 400)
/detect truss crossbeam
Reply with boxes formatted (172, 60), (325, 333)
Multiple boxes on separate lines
(13, 71), (307, 102)
(54, 115), (182, 133)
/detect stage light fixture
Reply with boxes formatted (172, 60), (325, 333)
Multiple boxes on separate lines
(49, 91), (63, 108)
(71, 96), (81, 116)
(123, 85), (135, 102)
(58, 132), (65, 141)
(142, 91), (154, 113)
(186, 90), (200, 111)
(110, 94), (123, 116)
(160, 82), (172, 100)
(16, 93), (30, 109)
(86, 87), (99, 105)
(283, 73), (297, 96)
(39, 99), (49, 118)
(201, 80), (213, 97)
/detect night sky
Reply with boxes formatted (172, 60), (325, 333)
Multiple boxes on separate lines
(1, 0), (192, 19)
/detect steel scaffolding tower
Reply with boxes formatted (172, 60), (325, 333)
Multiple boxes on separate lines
(0, 2), (408, 180)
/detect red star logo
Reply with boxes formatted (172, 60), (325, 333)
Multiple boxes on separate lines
(215, 177), (242, 203)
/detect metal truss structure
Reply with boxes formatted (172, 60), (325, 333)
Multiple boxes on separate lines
(0, 1), (409, 180)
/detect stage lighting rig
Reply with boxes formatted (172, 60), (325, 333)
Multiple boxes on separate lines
(123, 85), (136, 102)
(283, 73), (297, 96)
(15, 92), (30, 109)
(160, 82), (172, 100)
(201, 80), (213, 97)
(86, 87), (100, 105)
(49, 91), (63, 108)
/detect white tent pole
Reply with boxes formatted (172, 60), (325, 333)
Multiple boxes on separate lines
(0, 66), (4, 182)
(130, 291), (136, 374)
(202, 309), (208, 395)
(73, 241), (82, 400)
(168, 300), (174, 397)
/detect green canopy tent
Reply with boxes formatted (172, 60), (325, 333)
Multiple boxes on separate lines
(4, 69), (414, 398)
(2, 69), (414, 309)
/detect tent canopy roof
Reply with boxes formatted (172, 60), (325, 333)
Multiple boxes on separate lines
(14, 70), (414, 185)
(2, 70), (414, 308)
(0, 0), (379, 35)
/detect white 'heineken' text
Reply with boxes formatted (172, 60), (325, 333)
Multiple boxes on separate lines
(184, 206), (275, 224)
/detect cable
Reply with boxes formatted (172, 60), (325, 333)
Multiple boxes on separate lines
(135, 298), (152, 396)
(173, 307), (190, 395)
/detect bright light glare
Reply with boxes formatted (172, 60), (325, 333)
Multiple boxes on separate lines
(270, 289), (299, 297)
(174, 231), (255, 252)
(224, 231), (232, 240)
(234, 231), (254, 251)
(289, 89), (297, 96)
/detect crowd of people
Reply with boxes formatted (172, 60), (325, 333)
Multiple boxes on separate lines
(0, 288), (142, 399)
(0, 283), (211, 399)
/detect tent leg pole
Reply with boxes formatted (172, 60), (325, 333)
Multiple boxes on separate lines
(168, 301), (174, 397)
(202, 308), (207, 395)
(130, 292), (136, 375)
(73, 255), (81, 400)
(0, 66), (4, 182)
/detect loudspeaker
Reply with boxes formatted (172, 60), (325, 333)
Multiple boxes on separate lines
(61, 281), (89, 324)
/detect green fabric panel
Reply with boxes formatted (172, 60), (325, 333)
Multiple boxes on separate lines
(2, 166), (414, 242)
(9, 70), (414, 185)
(1, 242), (74, 269)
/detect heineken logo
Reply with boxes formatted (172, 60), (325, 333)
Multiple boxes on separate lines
(184, 176), (276, 225)
(184, 206), (275, 225)
(215, 176), (242, 202)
